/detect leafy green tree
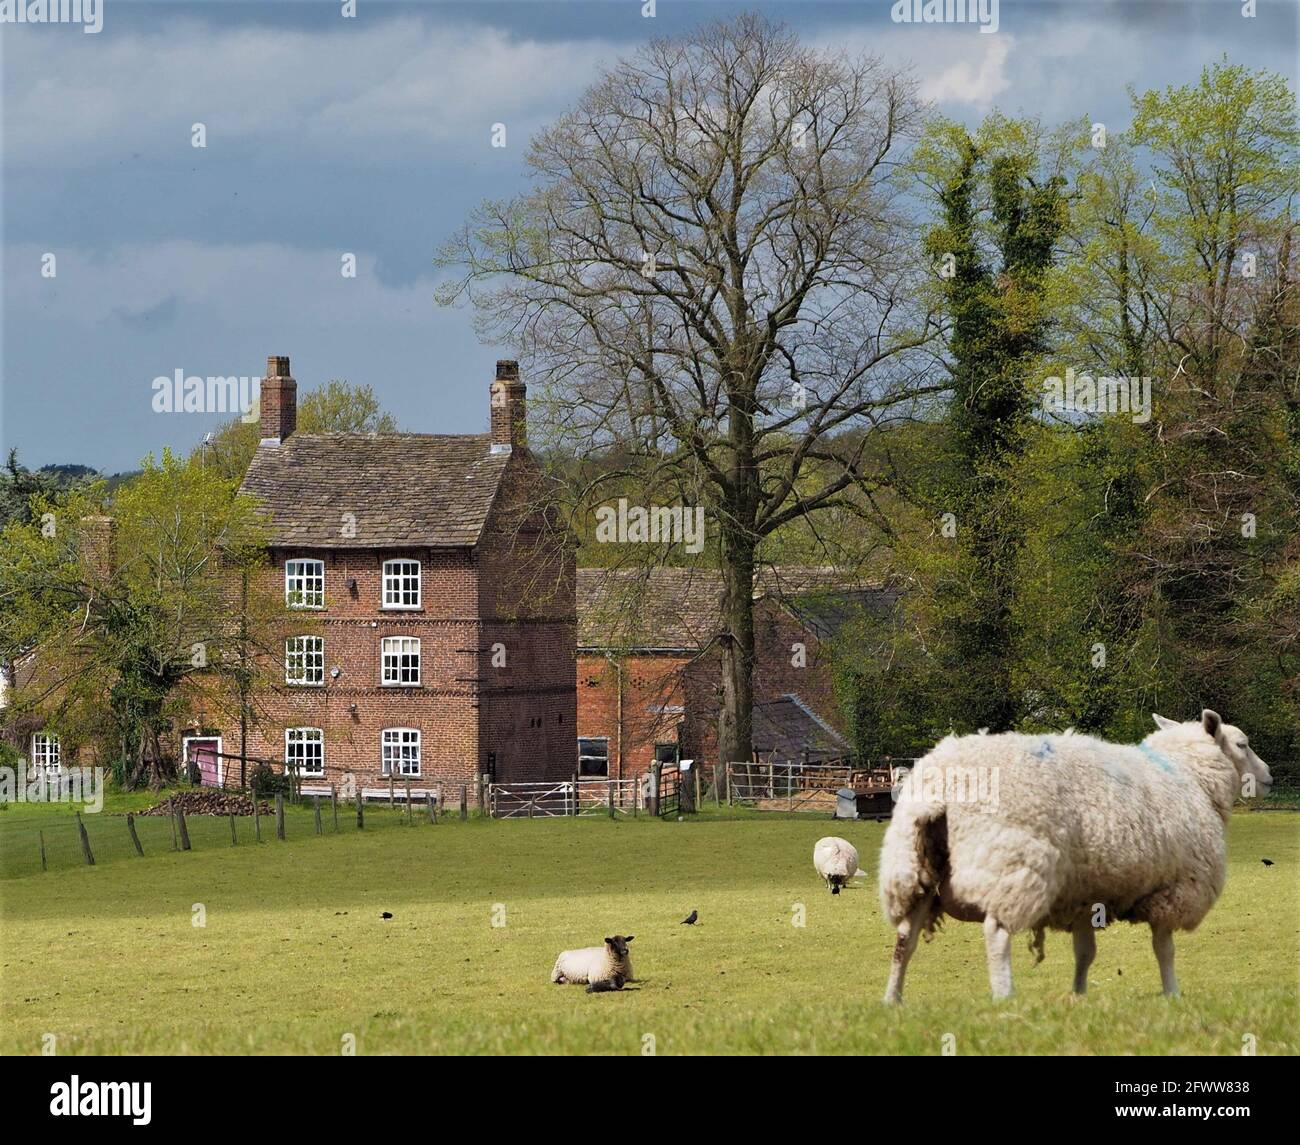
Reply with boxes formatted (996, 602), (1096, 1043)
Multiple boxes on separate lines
(0, 452), (286, 787)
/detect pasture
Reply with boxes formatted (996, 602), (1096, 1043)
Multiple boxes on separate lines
(0, 801), (1296, 1055)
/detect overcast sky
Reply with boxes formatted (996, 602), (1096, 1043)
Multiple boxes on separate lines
(2, 0), (1296, 472)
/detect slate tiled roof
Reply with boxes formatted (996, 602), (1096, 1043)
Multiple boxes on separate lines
(752, 694), (851, 761)
(240, 433), (510, 549)
(576, 565), (892, 651)
(576, 567), (723, 651)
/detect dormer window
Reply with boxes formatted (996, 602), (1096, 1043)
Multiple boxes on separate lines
(382, 560), (421, 609)
(285, 559), (325, 609)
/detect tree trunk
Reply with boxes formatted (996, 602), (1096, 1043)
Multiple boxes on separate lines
(717, 528), (756, 774)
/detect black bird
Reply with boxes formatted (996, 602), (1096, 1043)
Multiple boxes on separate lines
(681, 910), (698, 925)
(1262, 859), (1274, 866)
(381, 912), (393, 920)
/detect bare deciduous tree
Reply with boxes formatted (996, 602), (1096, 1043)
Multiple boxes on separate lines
(438, 14), (941, 767)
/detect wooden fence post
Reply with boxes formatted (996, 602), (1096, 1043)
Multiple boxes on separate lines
(177, 807), (192, 851)
(330, 785), (339, 832)
(459, 786), (467, 820)
(127, 812), (144, 856)
(713, 764), (721, 807)
(39, 829), (47, 871)
(405, 779), (412, 825)
(650, 763), (661, 817)
(356, 789), (365, 829)
(252, 783), (262, 842)
(170, 798), (179, 851)
(607, 778), (615, 818)
(726, 764), (733, 807)
(314, 795), (323, 835)
(230, 813), (238, 845)
(275, 793), (286, 841)
(571, 772), (579, 816)
(695, 766), (702, 813)
(75, 812), (95, 866)
(427, 793), (436, 824)
(389, 772), (395, 811)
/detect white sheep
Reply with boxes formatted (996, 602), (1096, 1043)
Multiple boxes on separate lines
(879, 710), (1272, 1003)
(813, 836), (864, 895)
(550, 935), (635, 986)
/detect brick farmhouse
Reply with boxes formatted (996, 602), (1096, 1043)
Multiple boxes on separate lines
(180, 356), (577, 800)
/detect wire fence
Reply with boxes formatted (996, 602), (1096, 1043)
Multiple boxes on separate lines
(0, 784), (443, 880)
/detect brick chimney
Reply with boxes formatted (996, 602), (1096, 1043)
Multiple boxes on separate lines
(79, 515), (116, 581)
(489, 359), (526, 453)
(260, 355), (297, 444)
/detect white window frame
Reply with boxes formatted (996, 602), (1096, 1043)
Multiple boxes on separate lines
(285, 635), (325, 686)
(285, 558), (325, 609)
(381, 728), (421, 777)
(578, 737), (609, 778)
(285, 727), (325, 779)
(381, 636), (421, 687)
(381, 559), (421, 610)
(31, 732), (61, 778)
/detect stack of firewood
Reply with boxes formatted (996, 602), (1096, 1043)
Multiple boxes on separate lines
(136, 791), (272, 817)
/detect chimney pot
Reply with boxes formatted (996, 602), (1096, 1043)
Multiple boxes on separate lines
(268, 355), (291, 378)
(496, 359), (519, 381)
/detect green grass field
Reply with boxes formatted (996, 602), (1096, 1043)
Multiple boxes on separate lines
(1, 798), (1297, 1055)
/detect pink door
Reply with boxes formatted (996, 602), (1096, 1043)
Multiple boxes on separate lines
(189, 739), (221, 787)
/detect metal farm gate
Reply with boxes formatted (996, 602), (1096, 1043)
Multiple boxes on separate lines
(488, 779), (640, 818)
(654, 763), (680, 817)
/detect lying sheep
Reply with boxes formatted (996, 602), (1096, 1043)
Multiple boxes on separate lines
(551, 935), (634, 987)
(813, 836), (864, 895)
(879, 710), (1272, 1003)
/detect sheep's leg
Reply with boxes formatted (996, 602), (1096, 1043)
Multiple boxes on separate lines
(883, 902), (928, 1004)
(1071, 925), (1096, 995)
(984, 915), (1013, 1000)
(1151, 925), (1179, 997)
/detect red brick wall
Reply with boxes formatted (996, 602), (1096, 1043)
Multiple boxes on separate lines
(575, 599), (844, 778)
(206, 547), (482, 791)
(576, 654), (691, 778)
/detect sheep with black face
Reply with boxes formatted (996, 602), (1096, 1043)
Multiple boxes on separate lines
(551, 935), (635, 987)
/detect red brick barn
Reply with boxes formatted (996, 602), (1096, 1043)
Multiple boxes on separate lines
(183, 356), (576, 801)
(575, 566), (890, 781)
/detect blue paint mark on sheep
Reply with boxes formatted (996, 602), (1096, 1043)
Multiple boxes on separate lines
(1138, 743), (1175, 774)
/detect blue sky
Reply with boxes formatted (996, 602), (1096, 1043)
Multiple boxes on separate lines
(2, 0), (1296, 472)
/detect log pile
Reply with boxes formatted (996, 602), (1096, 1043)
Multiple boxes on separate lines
(136, 791), (273, 817)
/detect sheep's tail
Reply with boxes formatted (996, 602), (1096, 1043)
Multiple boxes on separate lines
(879, 798), (947, 939)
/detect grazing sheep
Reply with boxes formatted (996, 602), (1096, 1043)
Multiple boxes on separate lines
(813, 836), (864, 895)
(879, 710), (1271, 1003)
(551, 935), (635, 986)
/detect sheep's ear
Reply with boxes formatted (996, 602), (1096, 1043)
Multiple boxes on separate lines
(625, 935), (634, 943)
(1151, 713), (1178, 730)
(1202, 709), (1222, 738)
(604, 937), (614, 946)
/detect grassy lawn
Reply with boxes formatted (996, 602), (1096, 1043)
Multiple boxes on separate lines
(1, 798), (1296, 1055)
